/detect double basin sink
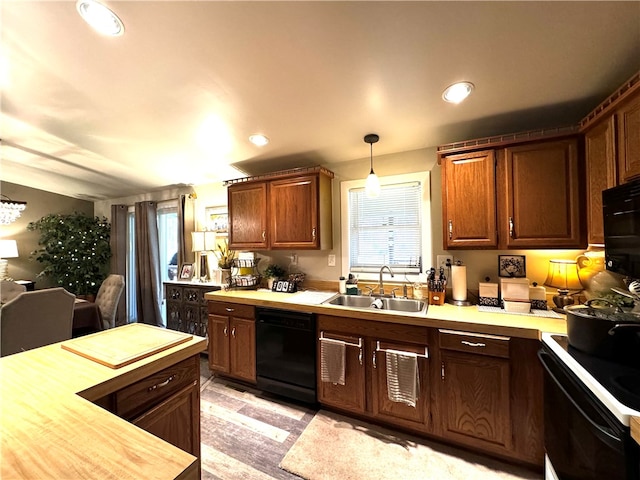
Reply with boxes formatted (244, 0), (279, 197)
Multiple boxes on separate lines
(323, 294), (427, 313)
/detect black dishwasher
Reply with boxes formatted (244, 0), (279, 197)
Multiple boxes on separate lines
(256, 307), (317, 404)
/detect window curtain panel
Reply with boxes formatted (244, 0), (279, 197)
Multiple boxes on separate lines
(178, 193), (196, 268)
(134, 201), (164, 327)
(110, 204), (128, 326)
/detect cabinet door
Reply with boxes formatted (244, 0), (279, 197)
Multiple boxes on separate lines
(228, 182), (268, 249)
(208, 314), (230, 374)
(269, 175), (319, 249)
(442, 150), (498, 249)
(440, 350), (511, 451)
(617, 92), (640, 183)
(502, 138), (584, 248)
(317, 332), (366, 414)
(166, 300), (183, 332)
(585, 116), (617, 244)
(370, 340), (429, 428)
(229, 317), (256, 382)
(132, 381), (200, 459)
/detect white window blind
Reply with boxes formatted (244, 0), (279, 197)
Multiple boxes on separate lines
(348, 181), (422, 274)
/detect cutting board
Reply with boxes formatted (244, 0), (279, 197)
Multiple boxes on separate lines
(61, 323), (193, 368)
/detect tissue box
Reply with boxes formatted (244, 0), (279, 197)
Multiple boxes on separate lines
(503, 298), (531, 313)
(478, 282), (499, 307)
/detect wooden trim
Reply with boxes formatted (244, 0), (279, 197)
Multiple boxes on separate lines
(580, 71), (640, 131)
(223, 166), (334, 185)
(436, 126), (579, 159)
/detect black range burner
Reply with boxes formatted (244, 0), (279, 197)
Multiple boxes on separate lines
(551, 335), (640, 411)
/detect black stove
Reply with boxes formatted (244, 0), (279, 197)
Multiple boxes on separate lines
(550, 335), (640, 412)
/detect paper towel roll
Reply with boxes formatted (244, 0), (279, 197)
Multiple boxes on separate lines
(451, 265), (467, 301)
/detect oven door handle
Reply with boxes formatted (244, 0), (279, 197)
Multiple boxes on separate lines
(538, 351), (624, 451)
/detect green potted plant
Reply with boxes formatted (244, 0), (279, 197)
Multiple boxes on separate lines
(215, 239), (236, 284)
(27, 212), (111, 298)
(263, 263), (286, 289)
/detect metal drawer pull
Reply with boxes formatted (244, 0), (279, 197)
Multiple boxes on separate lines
(461, 340), (486, 348)
(225, 307), (234, 312)
(148, 374), (176, 392)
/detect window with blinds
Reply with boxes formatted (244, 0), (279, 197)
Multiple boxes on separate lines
(348, 181), (422, 274)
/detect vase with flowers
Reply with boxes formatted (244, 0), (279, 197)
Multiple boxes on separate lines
(215, 239), (236, 285)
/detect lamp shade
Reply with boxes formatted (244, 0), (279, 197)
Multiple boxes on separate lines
(544, 259), (582, 291)
(203, 231), (217, 251)
(0, 239), (18, 258)
(191, 231), (205, 252)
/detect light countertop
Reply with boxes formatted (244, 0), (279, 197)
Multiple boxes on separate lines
(0, 324), (207, 479)
(205, 289), (567, 339)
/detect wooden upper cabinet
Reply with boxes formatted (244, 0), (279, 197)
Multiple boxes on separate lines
(270, 175), (320, 249)
(617, 91), (640, 183)
(500, 137), (584, 249)
(580, 76), (640, 243)
(584, 116), (617, 244)
(228, 182), (268, 250)
(227, 167), (333, 250)
(441, 150), (497, 249)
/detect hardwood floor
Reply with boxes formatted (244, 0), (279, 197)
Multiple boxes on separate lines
(199, 356), (317, 480)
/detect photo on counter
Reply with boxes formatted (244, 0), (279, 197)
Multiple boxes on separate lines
(498, 255), (526, 278)
(179, 263), (194, 280)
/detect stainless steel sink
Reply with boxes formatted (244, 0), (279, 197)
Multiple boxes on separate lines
(324, 294), (427, 313)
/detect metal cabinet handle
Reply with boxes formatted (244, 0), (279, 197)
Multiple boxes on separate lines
(312, 228), (317, 240)
(358, 348), (363, 366)
(372, 350), (377, 369)
(225, 307), (234, 312)
(231, 327), (236, 337)
(262, 230), (266, 241)
(148, 374), (176, 392)
(461, 340), (486, 348)
(223, 326), (228, 336)
(509, 217), (514, 238)
(448, 220), (453, 240)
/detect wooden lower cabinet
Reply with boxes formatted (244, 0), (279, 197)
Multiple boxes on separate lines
(164, 282), (221, 337)
(207, 301), (256, 383)
(96, 355), (202, 473)
(317, 315), (432, 432)
(316, 316), (544, 468)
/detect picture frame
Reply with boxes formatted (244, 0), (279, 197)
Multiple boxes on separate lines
(498, 255), (526, 278)
(205, 206), (228, 234)
(179, 263), (194, 280)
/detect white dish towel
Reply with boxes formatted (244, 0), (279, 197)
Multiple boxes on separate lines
(385, 349), (419, 407)
(320, 337), (346, 385)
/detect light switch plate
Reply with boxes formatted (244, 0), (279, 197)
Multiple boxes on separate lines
(328, 254), (336, 267)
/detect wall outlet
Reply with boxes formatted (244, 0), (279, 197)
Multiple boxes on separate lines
(328, 254), (336, 267)
(436, 255), (453, 279)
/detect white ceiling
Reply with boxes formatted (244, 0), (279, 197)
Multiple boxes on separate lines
(1, 1), (639, 201)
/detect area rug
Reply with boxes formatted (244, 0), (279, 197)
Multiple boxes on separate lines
(279, 410), (541, 480)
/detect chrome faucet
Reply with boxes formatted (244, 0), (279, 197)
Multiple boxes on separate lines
(378, 265), (395, 295)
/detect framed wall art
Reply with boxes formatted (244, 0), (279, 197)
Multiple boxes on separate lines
(498, 255), (526, 278)
(205, 206), (228, 234)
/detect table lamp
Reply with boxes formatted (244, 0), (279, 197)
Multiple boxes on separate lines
(0, 239), (19, 280)
(191, 231), (216, 282)
(544, 259), (583, 312)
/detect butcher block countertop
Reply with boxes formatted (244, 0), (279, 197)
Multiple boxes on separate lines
(204, 289), (567, 339)
(0, 324), (207, 480)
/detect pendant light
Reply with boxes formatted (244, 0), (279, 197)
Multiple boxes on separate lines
(364, 133), (380, 198)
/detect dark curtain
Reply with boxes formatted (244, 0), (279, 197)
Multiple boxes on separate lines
(110, 204), (128, 326)
(134, 201), (163, 327)
(178, 193), (196, 268)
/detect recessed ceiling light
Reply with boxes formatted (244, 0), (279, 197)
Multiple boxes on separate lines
(76, 0), (124, 37)
(442, 82), (474, 104)
(249, 134), (269, 147)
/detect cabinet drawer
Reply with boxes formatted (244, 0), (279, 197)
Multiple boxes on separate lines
(208, 301), (255, 318)
(439, 329), (510, 358)
(115, 356), (198, 420)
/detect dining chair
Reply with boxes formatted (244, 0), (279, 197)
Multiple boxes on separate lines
(0, 287), (75, 357)
(95, 274), (125, 330)
(0, 280), (27, 304)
